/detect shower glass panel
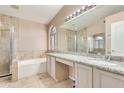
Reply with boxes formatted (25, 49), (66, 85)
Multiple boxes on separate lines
(0, 26), (14, 76)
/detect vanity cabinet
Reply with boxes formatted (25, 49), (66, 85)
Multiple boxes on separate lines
(75, 63), (93, 88)
(47, 56), (69, 81)
(93, 68), (124, 88)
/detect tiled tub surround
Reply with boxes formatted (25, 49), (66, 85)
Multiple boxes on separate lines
(17, 50), (46, 60)
(47, 52), (124, 76)
(11, 50), (47, 81)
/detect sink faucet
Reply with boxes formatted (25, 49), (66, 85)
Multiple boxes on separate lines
(105, 55), (111, 61)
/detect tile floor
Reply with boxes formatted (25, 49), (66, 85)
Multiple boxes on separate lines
(0, 73), (72, 88)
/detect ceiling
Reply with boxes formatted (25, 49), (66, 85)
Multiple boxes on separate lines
(0, 5), (63, 24)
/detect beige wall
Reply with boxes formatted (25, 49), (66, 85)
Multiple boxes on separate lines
(18, 19), (47, 59)
(105, 11), (124, 55)
(18, 19), (47, 51)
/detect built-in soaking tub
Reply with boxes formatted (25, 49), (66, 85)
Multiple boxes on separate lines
(18, 58), (46, 79)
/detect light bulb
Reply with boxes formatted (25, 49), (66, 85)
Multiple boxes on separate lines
(77, 9), (80, 13)
(66, 16), (69, 19)
(81, 6), (85, 10)
(73, 12), (76, 15)
(70, 14), (73, 17)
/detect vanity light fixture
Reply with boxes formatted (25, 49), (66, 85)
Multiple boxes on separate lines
(65, 5), (97, 22)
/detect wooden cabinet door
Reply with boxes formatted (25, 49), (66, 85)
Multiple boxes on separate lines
(75, 63), (93, 88)
(93, 68), (124, 88)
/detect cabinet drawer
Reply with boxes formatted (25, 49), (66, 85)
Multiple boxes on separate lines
(56, 58), (74, 67)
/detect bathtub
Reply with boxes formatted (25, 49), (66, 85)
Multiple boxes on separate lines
(18, 58), (46, 79)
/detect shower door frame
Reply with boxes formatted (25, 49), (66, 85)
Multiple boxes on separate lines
(0, 25), (15, 77)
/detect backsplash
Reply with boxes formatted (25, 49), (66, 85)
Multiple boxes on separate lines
(17, 50), (47, 60)
(52, 51), (124, 62)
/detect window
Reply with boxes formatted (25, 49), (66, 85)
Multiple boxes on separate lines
(87, 33), (105, 54)
(49, 26), (56, 50)
(94, 34), (104, 49)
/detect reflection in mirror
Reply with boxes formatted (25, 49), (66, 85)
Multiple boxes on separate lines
(66, 30), (76, 52)
(57, 28), (68, 52)
(58, 19), (105, 55)
(58, 19), (105, 54)
(77, 30), (87, 53)
(88, 33), (105, 55)
(87, 37), (94, 53)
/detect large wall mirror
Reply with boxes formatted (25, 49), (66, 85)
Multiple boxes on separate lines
(57, 5), (124, 56)
(58, 18), (105, 55)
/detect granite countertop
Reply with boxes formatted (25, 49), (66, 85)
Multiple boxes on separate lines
(47, 52), (124, 76)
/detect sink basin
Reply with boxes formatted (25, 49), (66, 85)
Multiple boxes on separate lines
(99, 61), (117, 66)
(89, 58), (117, 66)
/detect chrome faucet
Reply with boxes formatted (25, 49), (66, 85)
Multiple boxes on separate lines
(105, 55), (111, 61)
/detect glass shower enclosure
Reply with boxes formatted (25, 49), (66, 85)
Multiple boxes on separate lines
(0, 25), (15, 77)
